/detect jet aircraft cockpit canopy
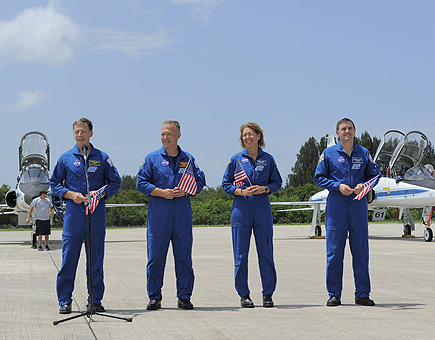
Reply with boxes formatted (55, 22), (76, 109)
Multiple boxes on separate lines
(18, 132), (50, 205)
(19, 131), (50, 171)
(389, 131), (429, 178)
(374, 130), (434, 189)
(402, 165), (435, 190)
(20, 164), (50, 184)
(373, 130), (405, 177)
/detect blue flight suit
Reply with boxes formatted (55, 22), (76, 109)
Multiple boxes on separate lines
(51, 144), (121, 306)
(314, 142), (380, 299)
(136, 146), (206, 300)
(222, 148), (282, 298)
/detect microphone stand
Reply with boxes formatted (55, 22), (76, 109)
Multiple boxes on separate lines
(54, 145), (132, 325)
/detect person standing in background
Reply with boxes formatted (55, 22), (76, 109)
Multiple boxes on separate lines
(26, 189), (54, 251)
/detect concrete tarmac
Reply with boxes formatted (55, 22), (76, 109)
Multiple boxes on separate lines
(0, 223), (434, 339)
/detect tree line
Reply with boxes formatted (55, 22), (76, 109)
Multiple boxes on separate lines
(1, 131), (434, 228)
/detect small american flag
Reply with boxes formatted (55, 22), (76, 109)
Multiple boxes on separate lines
(178, 159), (197, 196)
(86, 185), (107, 215)
(234, 159), (248, 188)
(354, 176), (379, 200)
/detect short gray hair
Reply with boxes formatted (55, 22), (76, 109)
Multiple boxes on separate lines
(162, 120), (180, 132)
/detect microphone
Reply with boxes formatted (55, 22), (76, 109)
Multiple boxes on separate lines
(82, 145), (88, 159)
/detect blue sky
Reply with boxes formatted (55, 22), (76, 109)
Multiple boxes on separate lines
(1, 0), (434, 189)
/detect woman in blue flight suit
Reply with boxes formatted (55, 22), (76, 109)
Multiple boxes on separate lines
(51, 119), (121, 314)
(222, 122), (282, 308)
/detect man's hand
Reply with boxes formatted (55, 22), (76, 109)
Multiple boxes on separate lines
(173, 187), (186, 197)
(338, 184), (354, 196)
(161, 188), (176, 200)
(150, 187), (187, 199)
(64, 191), (87, 204)
(353, 183), (364, 195)
(72, 192), (87, 204)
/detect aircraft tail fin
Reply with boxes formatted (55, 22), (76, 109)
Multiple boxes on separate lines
(327, 135), (336, 148)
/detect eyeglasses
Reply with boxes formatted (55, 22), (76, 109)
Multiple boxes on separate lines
(243, 133), (256, 138)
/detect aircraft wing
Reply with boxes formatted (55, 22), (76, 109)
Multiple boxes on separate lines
(53, 203), (145, 209)
(0, 204), (15, 214)
(271, 201), (318, 212)
(106, 204), (145, 208)
(271, 201), (313, 205)
(271, 201), (325, 208)
(270, 201), (326, 236)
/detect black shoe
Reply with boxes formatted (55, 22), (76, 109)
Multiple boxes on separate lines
(177, 299), (194, 310)
(94, 303), (105, 312)
(240, 295), (254, 308)
(59, 304), (72, 314)
(38, 245), (43, 251)
(326, 296), (341, 307)
(45, 245), (50, 251)
(355, 297), (375, 306)
(263, 294), (274, 308)
(146, 299), (161, 310)
(87, 303), (105, 312)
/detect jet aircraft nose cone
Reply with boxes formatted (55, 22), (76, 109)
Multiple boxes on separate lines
(24, 193), (35, 206)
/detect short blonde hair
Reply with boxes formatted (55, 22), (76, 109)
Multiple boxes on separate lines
(73, 117), (93, 131)
(162, 120), (180, 132)
(239, 122), (265, 149)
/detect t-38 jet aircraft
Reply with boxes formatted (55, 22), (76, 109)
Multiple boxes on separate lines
(272, 130), (435, 242)
(0, 131), (143, 247)
(0, 132), (52, 247)
(1, 131), (51, 223)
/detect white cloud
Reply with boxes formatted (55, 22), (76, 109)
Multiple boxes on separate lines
(170, 0), (225, 21)
(0, 0), (84, 67)
(91, 27), (176, 57)
(4, 90), (48, 112)
(0, 0), (176, 67)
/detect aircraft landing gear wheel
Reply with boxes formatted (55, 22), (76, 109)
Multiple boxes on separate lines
(404, 224), (412, 236)
(315, 225), (322, 237)
(424, 228), (433, 242)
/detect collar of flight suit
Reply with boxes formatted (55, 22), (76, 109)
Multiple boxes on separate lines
(159, 145), (188, 160)
(72, 143), (96, 157)
(241, 147), (265, 160)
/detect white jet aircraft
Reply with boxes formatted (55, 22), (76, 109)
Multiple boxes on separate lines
(272, 130), (435, 242)
(1, 132), (51, 222)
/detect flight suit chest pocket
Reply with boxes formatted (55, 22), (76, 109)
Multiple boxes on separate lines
(330, 156), (348, 178)
(154, 159), (173, 183)
(254, 159), (266, 173)
(87, 159), (101, 174)
(253, 159), (268, 182)
(67, 159), (84, 178)
(351, 157), (364, 173)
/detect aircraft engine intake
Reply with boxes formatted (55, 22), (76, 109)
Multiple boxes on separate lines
(5, 190), (17, 208)
(366, 190), (375, 204)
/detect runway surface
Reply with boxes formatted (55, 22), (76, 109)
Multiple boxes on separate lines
(0, 223), (434, 339)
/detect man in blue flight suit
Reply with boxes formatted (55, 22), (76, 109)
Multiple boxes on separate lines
(314, 118), (380, 307)
(51, 118), (121, 314)
(137, 120), (206, 310)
